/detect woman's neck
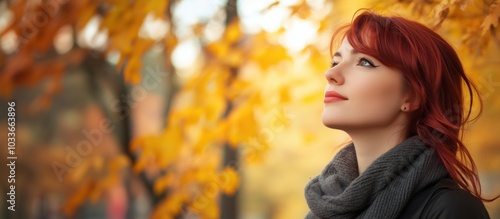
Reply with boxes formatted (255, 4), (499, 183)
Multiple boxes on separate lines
(347, 125), (407, 175)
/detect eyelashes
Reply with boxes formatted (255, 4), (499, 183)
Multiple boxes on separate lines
(357, 57), (379, 67)
(330, 57), (379, 68)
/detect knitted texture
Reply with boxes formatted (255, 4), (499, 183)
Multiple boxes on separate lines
(304, 136), (448, 219)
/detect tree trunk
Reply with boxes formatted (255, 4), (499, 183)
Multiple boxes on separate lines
(221, 0), (240, 219)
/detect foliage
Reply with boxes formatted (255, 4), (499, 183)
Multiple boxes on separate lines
(1, 0), (499, 218)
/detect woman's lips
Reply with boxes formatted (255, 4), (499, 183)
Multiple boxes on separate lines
(324, 91), (348, 103)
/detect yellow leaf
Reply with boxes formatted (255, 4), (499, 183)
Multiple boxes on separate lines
(190, 196), (219, 219)
(153, 192), (185, 219)
(289, 1), (311, 19)
(431, 2), (450, 29)
(213, 120), (228, 143)
(156, 127), (183, 168)
(227, 104), (257, 146)
(227, 78), (251, 101)
(279, 86), (291, 103)
(249, 44), (290, 70)
(223, 18), (242, 43)
(481, 2), (500, 34)
(141, 1), (168, 13)
(217, 167), (240, 195)
(195, 167), (216, 185)
(193, 129), (213, 153)
(108, 155), (130, 172)
(204, 81), (227, 121)
(224, 48), (245, 67)
(133, 157), (148, 174)
(154, 174), (174, 194)
(180, 171), (197, 186)
(206, 41), (229, 58)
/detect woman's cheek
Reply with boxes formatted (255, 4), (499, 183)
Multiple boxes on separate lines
(352, 80), (400, 119)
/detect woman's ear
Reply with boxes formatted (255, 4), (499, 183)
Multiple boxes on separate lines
(402, 93), (420, 112)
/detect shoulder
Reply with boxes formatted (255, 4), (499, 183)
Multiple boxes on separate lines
(421, 179), (490, 219)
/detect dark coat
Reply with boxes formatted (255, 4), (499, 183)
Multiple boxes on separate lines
(398, 178), (490, 219)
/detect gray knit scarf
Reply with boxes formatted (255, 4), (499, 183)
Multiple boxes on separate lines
(304, 136), (449, 219)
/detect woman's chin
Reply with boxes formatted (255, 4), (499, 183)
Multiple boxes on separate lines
(322, 113), (342, 128)
(321, 120), (344, 130)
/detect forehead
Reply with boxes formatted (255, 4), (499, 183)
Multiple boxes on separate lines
(338, 38), (353, 51)
(334, 38), (355, 56)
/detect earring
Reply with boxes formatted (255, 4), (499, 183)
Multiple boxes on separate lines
(402, 106), (407, 111)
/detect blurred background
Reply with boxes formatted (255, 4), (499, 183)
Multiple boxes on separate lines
(0, 0), (499, 218)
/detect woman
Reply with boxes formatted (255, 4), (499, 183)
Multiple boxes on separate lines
(304, 10), (495, 218)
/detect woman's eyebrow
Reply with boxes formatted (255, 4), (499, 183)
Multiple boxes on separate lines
(333, 49), (359, 57)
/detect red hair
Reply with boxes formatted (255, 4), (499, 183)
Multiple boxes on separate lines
(330, 10), (496, 201)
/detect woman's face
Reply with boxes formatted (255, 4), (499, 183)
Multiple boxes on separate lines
(322, 38), (406, 131)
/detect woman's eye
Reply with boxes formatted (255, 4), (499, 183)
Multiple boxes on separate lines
(330, 61), (339, 68)
(358, 57), (378, 67)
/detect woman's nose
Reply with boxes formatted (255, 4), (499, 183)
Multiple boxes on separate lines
(324, 66), (344, 85)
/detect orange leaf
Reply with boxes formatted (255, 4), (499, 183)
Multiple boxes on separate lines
(108, 155), (130, 172)
(124, 55), (142, 84)
(481, 2), (500, 34)
(154, 174), (174, 194)
(63, 181), (95, 216)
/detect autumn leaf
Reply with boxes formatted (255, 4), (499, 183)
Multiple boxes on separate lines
(206, 41), (230, 58)
(481, 2), (500, 34)
(76, 3), (98, 30)
(249, 43), (291, 70)
(153, 192), (186, 219)
(290, 1), (312, 19)
(163, 32), (179, 55)
(108, 155), (130, 172)
(223, 48), (245, 67)
(218, 166), (240, 195)
(123, 55), (142, 84)
(223, 18), (242, 44)
(154, 174), (174, 195)
(431, 2), (450, 29)
(63, 181), (96, 216)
